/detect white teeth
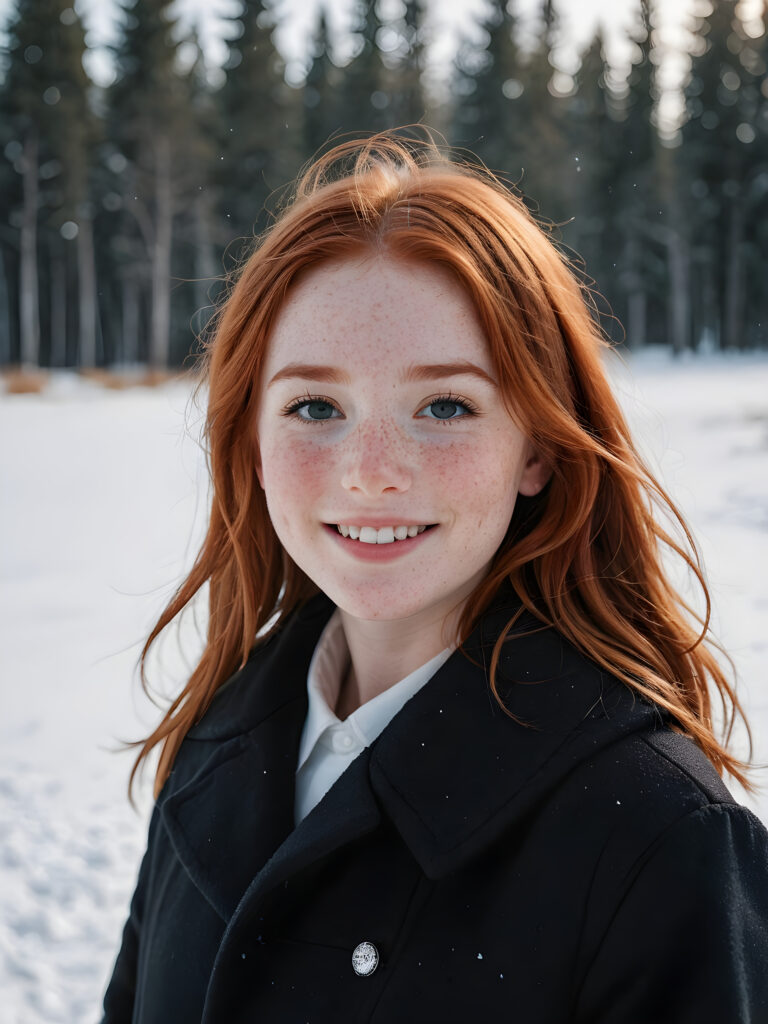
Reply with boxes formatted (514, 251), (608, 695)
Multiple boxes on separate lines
(336, 524), (432, 543)
(356, 526), (394, 544)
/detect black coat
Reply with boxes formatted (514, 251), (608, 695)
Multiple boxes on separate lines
(102, 591), (768, 1023)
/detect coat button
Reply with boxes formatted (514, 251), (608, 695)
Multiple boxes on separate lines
(331, 730), (357, 753)
(351, 941), (379, 977)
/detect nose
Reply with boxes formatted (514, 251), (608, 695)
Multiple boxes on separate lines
(340, 420), (413, 497)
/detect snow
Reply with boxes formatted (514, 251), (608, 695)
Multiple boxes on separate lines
(1, 350), (767, 1021)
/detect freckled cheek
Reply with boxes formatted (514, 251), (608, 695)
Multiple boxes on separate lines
(428, 441), (521, 530)
(423, 442), (498, 493)
(260, 439), (334, 503)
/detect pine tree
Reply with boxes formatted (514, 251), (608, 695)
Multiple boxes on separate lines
(217, 0), (302, 243)
(108, 0), (199, 367)
(613, 0), (659, 347)
(303, 6), (341, 158)
(336, 0), (390, 133)
(0, 22), (25, 365)
(451, 0), (525, 174)
(0, 134), (18, 364)
(514, 0), (570, 224)
(1, 0), (97, 366)
(564, 30), (622, 333)
(654, 142), (692, 354)
(171, 29), (222, 346)
(744, 5), (768, 347)
(388, 0), (427, 127)
(682, 0), (758, 348)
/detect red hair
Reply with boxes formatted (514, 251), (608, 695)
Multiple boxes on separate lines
(130, 129), (752, 799)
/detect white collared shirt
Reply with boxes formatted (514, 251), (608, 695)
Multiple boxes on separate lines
(294, 609), (453, 825)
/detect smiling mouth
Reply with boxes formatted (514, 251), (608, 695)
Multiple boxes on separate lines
(329, 524), (437, 544)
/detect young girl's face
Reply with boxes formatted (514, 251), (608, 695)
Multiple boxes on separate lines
(255, 255), (548, 627)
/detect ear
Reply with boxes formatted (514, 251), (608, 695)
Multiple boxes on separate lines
(518, 444), (551, 498)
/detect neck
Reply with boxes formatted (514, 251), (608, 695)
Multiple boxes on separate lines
(335, 659), (359, 721)
(334, 603), (463, 718)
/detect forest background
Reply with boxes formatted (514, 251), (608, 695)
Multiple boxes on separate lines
(2, 5), (768, 1016)
(1, 0), (767, 371)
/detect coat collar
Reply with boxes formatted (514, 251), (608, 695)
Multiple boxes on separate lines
(160, 595), (336, 921)
(368, 600), (664, 877)
(160, 589), (664, 921)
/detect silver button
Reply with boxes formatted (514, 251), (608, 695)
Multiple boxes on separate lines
(352, 941), (379, 977)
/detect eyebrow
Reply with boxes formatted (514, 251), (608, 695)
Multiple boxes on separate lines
(267, 360), (498, 388)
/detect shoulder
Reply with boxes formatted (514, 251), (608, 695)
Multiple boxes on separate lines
(587, 723), (736, 812)
(482, 604), (766, 886)
(571, 733), (768, 1018)
(619, 727), (768, 875)
(550, 723), (768, 1012)
(479, 593), (753, 841)
(557, 716), (746, 853)
(556, 722), (767, 926)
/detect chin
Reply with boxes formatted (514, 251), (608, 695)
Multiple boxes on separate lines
(326, 585), (453, 625)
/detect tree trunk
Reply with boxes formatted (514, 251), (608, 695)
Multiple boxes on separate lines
(20, 130), (40, 367)
(636, 218), (691, 355)
(0, 247), (12, 365)
(77, 213), (98, 367)
(701, 256), (719, 351)
(627, 289), (647, 348)
(723, 195), (745, 350)
(623, 231), (646, 348)
(50, 243), (67, 367)
(666, 230), (690, 355)
(149, 137), (173, 368)
(192, 189), (219, 337)
(122, 275), (140, 366)
(653, 146), (692, 355)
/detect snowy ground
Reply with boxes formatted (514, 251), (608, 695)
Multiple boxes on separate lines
(1, 350), (767, 1022)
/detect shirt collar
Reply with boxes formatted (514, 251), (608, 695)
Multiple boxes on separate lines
(296, 608), (454, 773)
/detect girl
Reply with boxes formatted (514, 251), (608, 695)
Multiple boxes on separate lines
(102, 131), (768, 1023)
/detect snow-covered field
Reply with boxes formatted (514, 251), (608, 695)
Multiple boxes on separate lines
(1, 350), (767, 1022)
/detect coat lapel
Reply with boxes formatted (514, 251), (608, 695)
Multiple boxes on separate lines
(161, 587), (665, 925)
(223, 747), (382, 920)
(369, 603), (666, 878)
(160, 593), (337, 922)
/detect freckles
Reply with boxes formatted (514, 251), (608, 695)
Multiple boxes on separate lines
(264, 439), (329, 493)
(419, 438), (466, 470)
(426, 440), (490, 489)
(294, 447), (326, 478)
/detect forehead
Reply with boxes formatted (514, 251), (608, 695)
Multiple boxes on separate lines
(263, 255), (490, 373)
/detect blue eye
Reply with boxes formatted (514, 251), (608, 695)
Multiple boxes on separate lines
(283, 397), (342, 423)
(283, 393), (477, 425)
(418, 396), (477, 422)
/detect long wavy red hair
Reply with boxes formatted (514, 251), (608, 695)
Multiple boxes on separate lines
(130, 128), (752, 800)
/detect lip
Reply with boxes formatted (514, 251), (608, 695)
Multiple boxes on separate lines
(325, 518), (436, 530)
(322, 522), (438, 561)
